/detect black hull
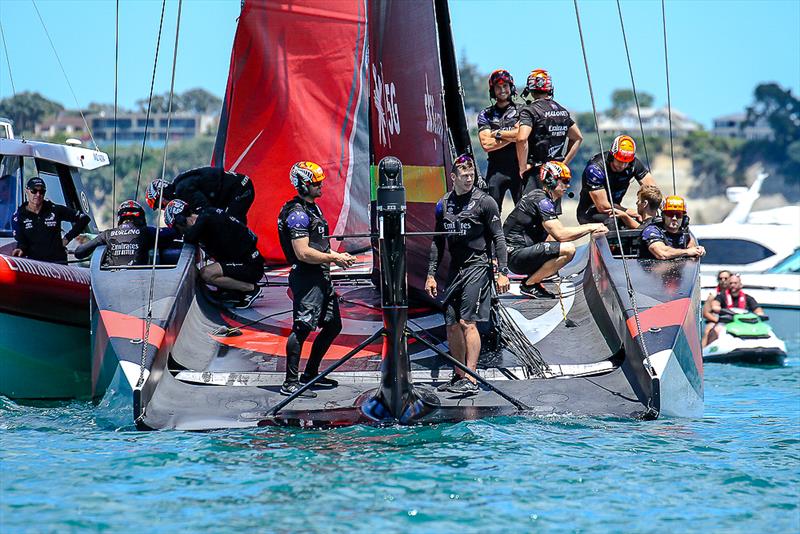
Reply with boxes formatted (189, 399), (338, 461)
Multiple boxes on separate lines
(91, 237), (703, 430)
(703, 347), (787, 366)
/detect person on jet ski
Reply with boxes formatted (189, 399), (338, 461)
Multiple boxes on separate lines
(701, 270), (731, 347)
(705, 274), (764, 346)
(639, 195), (705, 260)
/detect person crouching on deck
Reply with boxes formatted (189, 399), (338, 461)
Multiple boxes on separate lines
(503, 161), (607, 299)
(276, 161), (356, 398)
(164, 199), (264, 309)
(426, 154), (510, 395)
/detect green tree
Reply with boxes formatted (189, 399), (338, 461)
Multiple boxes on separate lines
(608, 89), (654, 117)
(459, 53), (487, 112)
(0, 92), (64, 133)
(180, 88), (223, 114)
(745, 83), (800, 147)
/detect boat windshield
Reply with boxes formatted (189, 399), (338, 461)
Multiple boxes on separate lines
(767, 249), (800, 274)
(701, 238), (775, 265)
(0, 156), (22, 237)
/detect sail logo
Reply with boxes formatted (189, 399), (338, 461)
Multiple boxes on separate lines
(372, 63), (400, 147)
(424, 74), (443, 151)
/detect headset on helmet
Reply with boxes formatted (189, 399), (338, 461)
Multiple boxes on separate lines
(164, 199), (188, 229)
(290, 161), (326, 196)
(523, 69), (553, 97)
(610, 135), (636, 163)
(145, 178), (171, 210)
(540, 161), (572, 190)
(488, 69), (516, 99)
(117, 200), (145, 225)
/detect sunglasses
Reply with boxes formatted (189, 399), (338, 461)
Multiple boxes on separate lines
(663, 211), (683, 218)
(28, 188), (46, 195)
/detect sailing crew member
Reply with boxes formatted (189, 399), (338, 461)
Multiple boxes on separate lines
(503, 161), (607, 299)
(426, 154), (510, 395)
(639, 195), (705, 260)
(277, 161), (356, 398)
(146, 166), (255, 224)
(608, 184), (662, 229)
(478, 69), (521, 213)
(516, 69), (583, 195)
(74, 200), (177, 267)
(705, 273), (764, 346)
(701, 270), (731, 347)
(164, 199), (264, 308)
(576, 135), (657, 225)
(11, 177), (90, 264)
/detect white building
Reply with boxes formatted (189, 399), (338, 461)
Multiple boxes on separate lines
(597, 106), (701, 137)
(711, 113), (773, 141)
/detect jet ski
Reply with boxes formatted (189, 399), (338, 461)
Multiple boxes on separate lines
(703, 308), (787, 365)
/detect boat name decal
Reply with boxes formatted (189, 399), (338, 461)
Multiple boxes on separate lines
(2, 256), (90, 284)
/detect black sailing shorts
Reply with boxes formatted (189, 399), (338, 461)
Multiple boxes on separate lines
(443, 263), (492, 325)
(289, 269), (340, 330)
(508, 241), (561, 276)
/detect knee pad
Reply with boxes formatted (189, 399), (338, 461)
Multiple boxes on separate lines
(292, 322), (313, 342)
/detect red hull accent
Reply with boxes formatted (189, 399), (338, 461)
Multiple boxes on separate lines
(0, 255), (89, 327)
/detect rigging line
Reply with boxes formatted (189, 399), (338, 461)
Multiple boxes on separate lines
(30, 0), (98, 151)
(572, 0), (652, 373)
(137, 0), (182, 391)
(112, 0), (119, 225)
(615, 0), (651, 171)
(661, 0), (676, 195)
(134, 0), (167, 201)
(0, 20), (16, 97)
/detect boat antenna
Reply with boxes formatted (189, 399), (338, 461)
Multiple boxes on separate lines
(112, 0), (119, 225)
(134, 0), (167, 202)
(661, 0), (677, 195)
(30, 0), (99, 151)
(573, 0), (653, 374)
(615, 0), (651, 171)
(135, 0), (182, 397)
(0, 20), (16, 97)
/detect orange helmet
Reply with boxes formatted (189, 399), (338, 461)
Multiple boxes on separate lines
(290, 161), (326, 195)
(540, 161), (572, 189)
(663, 195), (687, 214)
(610, 135), (636, 163)
(526, 69), (553, 94)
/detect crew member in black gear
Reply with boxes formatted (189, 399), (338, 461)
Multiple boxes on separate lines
(74, 200), (177, 266)
(426, 154), (510, 395)
(576, 134), (657, 224)
(639, 195), (704, 260)
(277, 161), (356, 398)
(516, 69), (583, 195)
(146, 166), (255, 224)
(11, 176), (90, 264)
(478, 69), (521, 214)
(165, 199), (264, 308)
(503, 162), (607, 299)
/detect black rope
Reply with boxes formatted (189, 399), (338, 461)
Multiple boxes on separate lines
(112, 0), (119, 224)
(661, 0), (677, 195)
(573, 0), (652, 369)
(615, 0), (651, 171)
(134, 0), (167, 201)
(0, 19), (16, 97)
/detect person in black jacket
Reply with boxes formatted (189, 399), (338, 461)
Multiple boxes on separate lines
(11, 177), (90, 264)
(515, 69), (583, 195)
(74, 200), (177, 267)
(146, 166), (255, 224)
(426, 154), (510, 395)
(165, 199), (264, 309)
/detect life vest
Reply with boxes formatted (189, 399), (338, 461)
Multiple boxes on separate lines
(723, 289), (748, 309)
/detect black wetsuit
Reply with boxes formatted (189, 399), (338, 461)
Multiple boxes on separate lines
(503, 189), (562, 275)
(639, 218), (692, 259)
(12, 200), (90, 263)
(277, 196), (342, 383)
(576, 152), (649, 224)
(477, 101), (520, 211)
(74, 221), (178, 267)
(429, 187), (507, 325)
(166, 166), (255, 224)
(183, 208), (264, 283)
(518, 97), (575, 195)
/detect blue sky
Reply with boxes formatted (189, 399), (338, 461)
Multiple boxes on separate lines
(0, 0), (798, 128)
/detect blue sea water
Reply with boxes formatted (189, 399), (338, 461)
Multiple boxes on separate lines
(1, 312), (798, 533)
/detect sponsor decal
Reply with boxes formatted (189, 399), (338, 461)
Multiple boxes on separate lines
(372, 62), (400, 147)
(424, 74), (443, 150)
